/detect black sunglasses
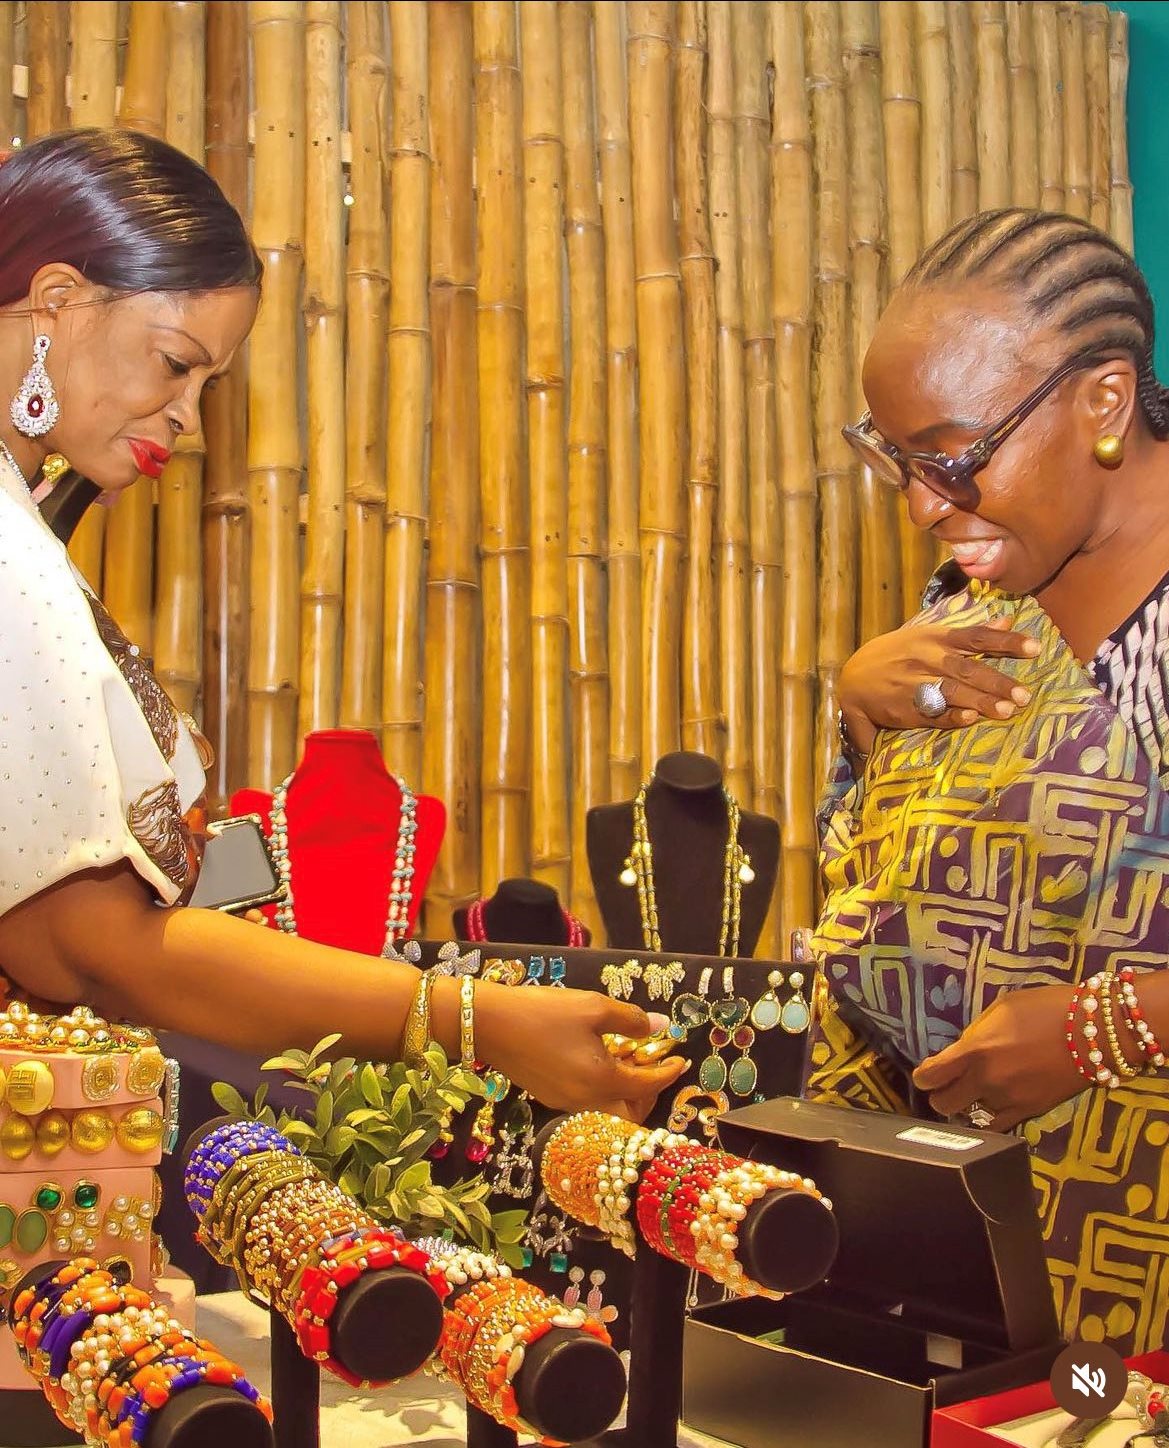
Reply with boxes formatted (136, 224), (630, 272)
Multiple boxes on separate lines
(842, 350), (1113, 512)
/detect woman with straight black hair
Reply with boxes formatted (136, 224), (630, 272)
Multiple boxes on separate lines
(0, 128), (684, 1120)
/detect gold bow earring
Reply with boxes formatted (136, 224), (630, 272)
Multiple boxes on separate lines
(1093, 433), (1124, 467)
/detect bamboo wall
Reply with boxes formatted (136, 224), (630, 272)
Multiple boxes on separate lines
(8, 1), (1131, 951)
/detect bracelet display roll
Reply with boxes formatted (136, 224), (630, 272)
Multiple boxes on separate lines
(186, 1118), (449, 1389)
(541, 1109), (832, 1297)
(9, 1257), (271, 1446)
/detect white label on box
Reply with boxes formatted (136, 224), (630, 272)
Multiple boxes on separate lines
(896, 1124), (981, 1152)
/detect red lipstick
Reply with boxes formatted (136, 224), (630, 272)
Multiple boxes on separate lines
(128, 438), (171, 480)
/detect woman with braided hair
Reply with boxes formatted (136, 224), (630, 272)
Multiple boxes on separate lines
(811, 207), (1169, 1349)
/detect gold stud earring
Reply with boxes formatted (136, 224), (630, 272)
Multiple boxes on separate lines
(1093, 433), (1124, 467)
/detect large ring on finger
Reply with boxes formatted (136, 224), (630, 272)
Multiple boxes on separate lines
(913, 678), (948, 719)
(966, 1100), (994, 1130)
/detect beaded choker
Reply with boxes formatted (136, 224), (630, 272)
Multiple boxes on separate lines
(268, 771), (419, 952)
(465, 897), (586, 948)
(619, 777), (754, 956)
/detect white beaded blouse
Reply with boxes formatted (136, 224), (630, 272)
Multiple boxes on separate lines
(0, 456), (207, 918)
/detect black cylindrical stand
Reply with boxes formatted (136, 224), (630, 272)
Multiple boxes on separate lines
(269, 1309), (320, 1448)
(600, 1183), (841, 1447)
(463, 1316), (628, 1446)
(466, 1402), (519, 1448)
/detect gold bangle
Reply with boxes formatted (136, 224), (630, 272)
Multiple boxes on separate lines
(460, 976), (477, 1069)
(402, 970), (435, 1071)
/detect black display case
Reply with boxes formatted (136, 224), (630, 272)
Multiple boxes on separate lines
(682, 1098), (1063, 1448)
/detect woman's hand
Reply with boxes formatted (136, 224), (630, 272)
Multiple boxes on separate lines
(911, 984), (1085, 1132)
(839, 616), (1039, 755)
(474, 980), (687, 1123)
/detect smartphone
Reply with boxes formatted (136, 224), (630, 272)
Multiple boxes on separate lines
(187, 814), (284, 914)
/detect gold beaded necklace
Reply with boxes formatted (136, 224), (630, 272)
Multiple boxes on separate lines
(620, 778), (754, 956)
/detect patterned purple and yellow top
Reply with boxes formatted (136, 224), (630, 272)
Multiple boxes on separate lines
(810, 563), (1169, 1353)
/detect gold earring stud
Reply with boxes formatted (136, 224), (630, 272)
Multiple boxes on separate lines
(1093, 433), (1124, 467)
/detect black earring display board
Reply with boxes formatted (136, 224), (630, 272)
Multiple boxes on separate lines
(407, 939), (815, 1354)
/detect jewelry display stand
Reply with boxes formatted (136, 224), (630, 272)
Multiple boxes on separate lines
(231, 728), (446, 952)
(465, 1124), (840, 1448)
(587, 751), (780, 958)
(453, 878), (592, 948)
(6, 1260), (275, 1448)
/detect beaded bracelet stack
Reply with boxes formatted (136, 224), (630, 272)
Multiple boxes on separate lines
(185, 1120), (449, 1389)
(1065, 966), (1166, 1090)
(437, 1273), (609, 1445)
(8, 1257), (270, 1446)
(542, 1110), (831, 1297)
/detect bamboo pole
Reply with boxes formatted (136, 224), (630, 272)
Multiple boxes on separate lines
(594, 0), (641, 800)
(298, 1), (345, 739)
(424, 0), (480, 927)
(247, 0), (306, 786)
(103, 0), (172, 653)
(166, 1), (205, 151)
(69, 3), (117, 127)
(676, 0), (719, 763)
(845, 2), (899, 644)
(153, 0), (206, 718)
(878, 2), (932, 613)
(806, 3), (855, 794)
(201, 0), (251, 811)
(118, 0), (169, 136)
(62, 0), (116, 590)
(1108, 9), (1133, 252)
(1006, 1), (1039, 209)
(26, 3), (66, 138)
(1034, 2), (1064, 213)
(382, 2), (430, 789)
(474, 1), (530, 890)
(948, 4), (979, 221)
(916, 1), (951, 248)
(0, 4), (15, 145)
(1082, 3), (1110, 233)
(520, 2), (570, 901)
(707, 1), (751, 812)
(561, 0), (609, 935)
(628, 1), (685, 772)
(972, 2), (1010, 210)
(340, 1), (389, 734)
(770, 0), (817, 944)
(34, 0), (91, 586)
(734, 2), (780, 875)
(1058, 0), (1089, 220)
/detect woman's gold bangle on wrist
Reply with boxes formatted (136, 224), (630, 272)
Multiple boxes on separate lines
(459, 975), (477, 1069)
(402, 970), (435, 1071)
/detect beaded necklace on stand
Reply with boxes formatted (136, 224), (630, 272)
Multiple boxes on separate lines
(464, 897), (587, 948)
(268, 772), (419, 952)
(620, 778), (755, 957)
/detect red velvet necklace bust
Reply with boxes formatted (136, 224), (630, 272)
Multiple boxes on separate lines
(232, 729), (446, 953)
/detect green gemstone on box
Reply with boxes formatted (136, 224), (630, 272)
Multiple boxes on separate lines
(521, 1247), (534, 1268)
(0, 1205), (14, 1250)
(550, 1252), (568, 1273)
(35, 1186), (62, 1212)
(15, 1209), (47, 1254)
(74, 1183), (99, 1210)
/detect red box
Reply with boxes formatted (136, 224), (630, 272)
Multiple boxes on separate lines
(932, 1350), (1169, 1447)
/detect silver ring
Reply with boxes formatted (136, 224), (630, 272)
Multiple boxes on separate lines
(913, 678), (948, 719)
(967, 1101), (994, 1130)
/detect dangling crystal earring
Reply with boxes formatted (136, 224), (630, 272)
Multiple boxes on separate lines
(780, 969), (812, 1034)
(10, 335), (59, 438)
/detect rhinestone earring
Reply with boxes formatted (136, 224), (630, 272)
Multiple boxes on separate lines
(10, 335), (59, 438)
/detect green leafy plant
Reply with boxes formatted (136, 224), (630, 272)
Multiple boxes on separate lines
(212, 1034), (529, 1265)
